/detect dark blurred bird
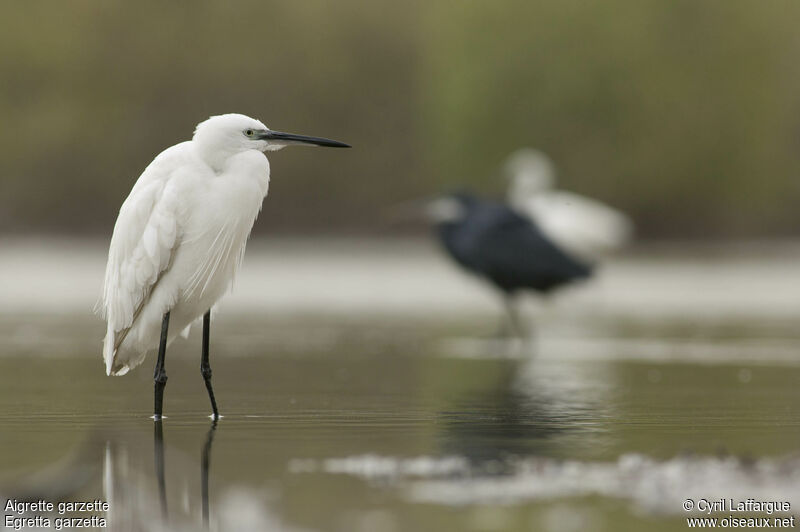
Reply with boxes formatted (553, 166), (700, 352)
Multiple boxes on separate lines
(427, 191), (592, 336)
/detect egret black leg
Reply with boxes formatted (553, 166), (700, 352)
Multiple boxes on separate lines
(153, 312), (170, 420)
(201, 310), (220, 419)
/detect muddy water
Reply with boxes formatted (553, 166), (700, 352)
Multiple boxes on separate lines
(2, 309), (800, 532)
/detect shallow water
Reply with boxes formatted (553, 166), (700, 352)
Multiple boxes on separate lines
(3, 308), (800, 532)
(4, 239), (800, 530)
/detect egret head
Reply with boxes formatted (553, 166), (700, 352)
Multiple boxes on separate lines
(505, 148), (556, 198)
(193, 113), (350, 164)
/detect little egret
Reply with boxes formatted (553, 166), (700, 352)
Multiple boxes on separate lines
(506, 149), (633, 262)
(427, 191), (592, 336)
(100, 113), (349, 420)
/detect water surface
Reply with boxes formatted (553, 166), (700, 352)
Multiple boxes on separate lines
(3, 309), (800, 531)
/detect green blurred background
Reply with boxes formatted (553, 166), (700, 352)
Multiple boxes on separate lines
(1, 0), (799, 238)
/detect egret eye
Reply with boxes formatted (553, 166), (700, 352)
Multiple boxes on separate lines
(245, 129), (254, 137)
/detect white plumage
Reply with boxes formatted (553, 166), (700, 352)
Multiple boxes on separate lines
(506, 148), (633, 262)
(101, 114), (272, 376)
(98, 114), (348, 422)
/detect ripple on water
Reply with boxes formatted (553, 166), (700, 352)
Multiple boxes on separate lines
(290, 452), (800, 516)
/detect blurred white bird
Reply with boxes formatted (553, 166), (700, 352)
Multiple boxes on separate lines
(505, 148), (633, 262)
(100, 113), (349, 419)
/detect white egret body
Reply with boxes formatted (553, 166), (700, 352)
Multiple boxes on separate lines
(506, 149), (633, 262)
(100, 113), (348, 417)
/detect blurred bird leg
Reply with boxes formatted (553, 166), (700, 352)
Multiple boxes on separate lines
(501, 294), (528, 339)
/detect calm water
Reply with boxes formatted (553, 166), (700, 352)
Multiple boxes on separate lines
(2, 309), (800, 531)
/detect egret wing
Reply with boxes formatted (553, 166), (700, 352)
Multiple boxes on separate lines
(100, 145), (188, 375)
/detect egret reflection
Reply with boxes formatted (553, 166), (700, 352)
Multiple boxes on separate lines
(201, 421), (218, 527)
(20, 420), (276, 531)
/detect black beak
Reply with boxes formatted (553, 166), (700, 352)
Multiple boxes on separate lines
(258, 130), (350, 148)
